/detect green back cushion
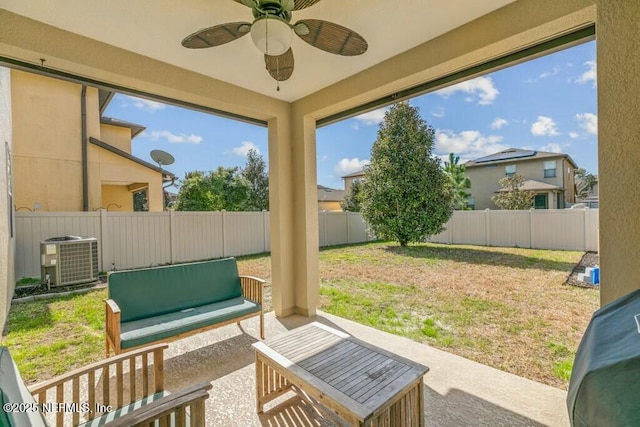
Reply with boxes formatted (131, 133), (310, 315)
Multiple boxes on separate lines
(0, 347), (48, 427)
(109, 258), (242, 322)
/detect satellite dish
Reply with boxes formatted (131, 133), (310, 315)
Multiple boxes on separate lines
(150, 149), (175, 167)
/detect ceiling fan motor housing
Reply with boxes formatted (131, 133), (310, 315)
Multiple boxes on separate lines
(253, 0), (292, 22)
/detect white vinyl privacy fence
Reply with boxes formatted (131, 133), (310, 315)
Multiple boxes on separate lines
(15, 209), (598, 279)
(428, 208), (599, 252)
(15, 211), (373, 278)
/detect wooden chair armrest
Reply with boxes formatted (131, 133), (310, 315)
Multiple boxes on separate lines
(105, 298), (121, 314)
(103, 382), (212, 427)
(28, 343), (168, 396)
(105, 299), (122, 356)
(239, 275), (266, 305)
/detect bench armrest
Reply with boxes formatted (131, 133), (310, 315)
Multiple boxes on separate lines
(239, 275), (266, 305)
(104, 382), (212, 427)
(105, 299), (122, 355)
(29, 344), (168, 427)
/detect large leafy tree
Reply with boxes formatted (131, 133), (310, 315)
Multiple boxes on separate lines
(492, 174), (534, 210)
(574, 167), (597, 200)
(175, 167), (250, 211)
(360, 102), (453, 246)
(341, 179), (364, 212)
(443, 152), (471, 210)
(242, 149), (269, 211)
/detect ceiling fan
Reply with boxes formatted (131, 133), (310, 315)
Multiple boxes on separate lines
(181, 0), (368, 86)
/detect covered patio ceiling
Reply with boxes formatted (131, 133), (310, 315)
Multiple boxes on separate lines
(0, 0), (516, 102)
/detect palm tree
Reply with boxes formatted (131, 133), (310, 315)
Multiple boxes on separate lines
(443, 153), (471, 210)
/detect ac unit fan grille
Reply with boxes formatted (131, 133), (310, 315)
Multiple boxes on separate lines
(58, 241), (99, 285)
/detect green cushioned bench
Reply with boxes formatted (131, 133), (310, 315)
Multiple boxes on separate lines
(106, 258), (265, 356)
(0, 344), (211, 427)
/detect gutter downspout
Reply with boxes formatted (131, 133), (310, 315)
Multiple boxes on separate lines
(162, 176), (176, 210)
(81, 85), (88, 211)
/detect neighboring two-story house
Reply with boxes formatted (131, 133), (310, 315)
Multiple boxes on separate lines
(464, 148), (577, 210)
(10, 70), (173, 212)
(342, 169), (366, 194)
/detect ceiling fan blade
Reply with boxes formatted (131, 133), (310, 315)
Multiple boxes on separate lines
(232, 0), (257, 7)
(294, 19), (367, 56)
(292, 0), (323, 10)
(182, 22), (251, 49)
(264, 48), (295, 81)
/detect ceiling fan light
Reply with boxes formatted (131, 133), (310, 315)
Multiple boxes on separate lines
(250, 16), (292, 56)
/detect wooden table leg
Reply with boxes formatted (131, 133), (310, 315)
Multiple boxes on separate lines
(255, 353), (264, 413)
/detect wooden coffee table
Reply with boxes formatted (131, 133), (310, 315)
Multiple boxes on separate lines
(252, 322), (429, 426)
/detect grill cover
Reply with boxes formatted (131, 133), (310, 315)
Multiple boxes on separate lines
(567, 289), (640, 426)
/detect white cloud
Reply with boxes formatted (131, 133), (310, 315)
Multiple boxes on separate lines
(574, 61), (597, 86)
(232, 141), (260, 156)
(334, 158), (370, 177)
(576, 113), (598, 135)
(491, 118), (508, 129)
(435, 77), (499, 105)
(569, 131), (580, 139)
(435, 129), (507, 161)
(125, 96), (166, 112)
(353, 108), (387, 126)
(540, 143), (562, 153)
(531, 116), (559, 136)
(147, 130), (202, 144)
(525, 66), (561, 83)
(432, 107), (445, 118)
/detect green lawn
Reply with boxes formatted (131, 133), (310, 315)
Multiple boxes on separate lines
(3, 241), (599, 389)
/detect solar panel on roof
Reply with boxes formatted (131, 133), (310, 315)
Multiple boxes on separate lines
(474, 150), (537, 163)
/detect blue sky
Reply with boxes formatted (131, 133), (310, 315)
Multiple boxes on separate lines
(104, 41), (597, 190)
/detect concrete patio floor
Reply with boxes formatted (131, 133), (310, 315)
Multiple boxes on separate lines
(162, 311), (569, 426)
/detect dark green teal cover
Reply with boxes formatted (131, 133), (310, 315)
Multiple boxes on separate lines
(108, 258), (243, 322)
(119, 297), (260, 349)
(0, 347), (48, 427)
(567, 289), (640, 426)
(76, 391), (171, 426)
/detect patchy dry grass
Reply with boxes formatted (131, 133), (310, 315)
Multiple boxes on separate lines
(3, 242), (597, 389)
(238, 242), (598, 389)
(3, 290), (107, 383)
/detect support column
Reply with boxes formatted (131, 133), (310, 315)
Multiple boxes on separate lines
(268, 108), (319, 317)
(597, 0), (640, 305)
(291, 113), (319, 317)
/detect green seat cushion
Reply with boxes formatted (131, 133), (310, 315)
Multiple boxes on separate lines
(0, 347), (48, 427)
(120, 297), (260, 349)
(77, 391), (185, 427)
(109, 258), (242, 322)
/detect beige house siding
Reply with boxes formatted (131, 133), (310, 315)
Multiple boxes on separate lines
(10, 70), (165, 212)
(466, 156), (576, 210)
(318, 201), (342, 212)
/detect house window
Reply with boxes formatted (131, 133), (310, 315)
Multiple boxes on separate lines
(543, 160), (556, 178)
(505, 165), (516, 176)
(466, 197), (475, 210)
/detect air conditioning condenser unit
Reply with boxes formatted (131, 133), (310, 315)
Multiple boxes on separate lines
(40, 236), (99, 286)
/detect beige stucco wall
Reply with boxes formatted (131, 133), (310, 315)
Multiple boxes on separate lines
(100, 123), (132, 154)
(0, 67), (15, 334)
(11, 71), (94, 211)
(101, 184), (133, 211)
(92, 148), (163, 212)
(466, 157), (573, 210)
(11, 70), (164, 212)
(597, 0), (640, 305)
